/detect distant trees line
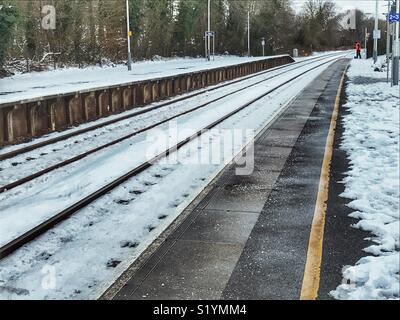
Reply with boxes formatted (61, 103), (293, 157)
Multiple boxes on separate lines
(0, 0), (390, 75)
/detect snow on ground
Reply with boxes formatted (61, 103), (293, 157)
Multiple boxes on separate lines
(0, 53), (343, 106)
(0, 56), (339, 187)
(0, 55), (342, 247)
(0, 52), (345, 160)
(331, 57), (400, 300)
(0, 57), (339, 299)
(0, 55), (286, 105)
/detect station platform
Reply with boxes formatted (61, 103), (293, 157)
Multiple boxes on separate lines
(0, 55), (293, 146)
(102, 58), (363, 300)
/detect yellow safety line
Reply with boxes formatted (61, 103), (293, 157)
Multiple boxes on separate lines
(300, 68), (347, 300)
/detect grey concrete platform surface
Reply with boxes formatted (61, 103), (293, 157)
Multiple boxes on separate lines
(105, 59), (351, 300)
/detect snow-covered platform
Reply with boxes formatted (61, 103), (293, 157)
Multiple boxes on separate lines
(102, 58), (361, 300)
(0, 55), (293, 146)
(0, 56), (288, 105)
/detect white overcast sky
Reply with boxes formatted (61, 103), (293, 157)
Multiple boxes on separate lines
(292, 0), (389, 15)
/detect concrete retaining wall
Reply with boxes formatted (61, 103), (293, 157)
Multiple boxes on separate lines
(0, 55), (294, 146)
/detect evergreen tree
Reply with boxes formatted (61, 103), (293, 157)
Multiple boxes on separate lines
(0, 1), (19, 70)
(252, 0), (296, 55)
(174, 0), (205, 56)
(128, 0), (145, 60)
(225, 0), (247, 55)
(0, 0), (381, 75)
(24, 0), (39, 61)
(141, 0), (174, 58)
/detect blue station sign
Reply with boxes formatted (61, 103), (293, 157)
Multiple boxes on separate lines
(389, 13), (400, 22)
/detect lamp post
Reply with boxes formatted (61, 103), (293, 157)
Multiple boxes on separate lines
(387, 1), (391, 83)
(373, 0), (379, 63)
(364, 12), (374, 59)
(207, 0), (211, 61)
(261, 37), (266, 56)
(247, 10), (251, 57)
(126, 0), (132, 71)
(393, 0), (400, 85)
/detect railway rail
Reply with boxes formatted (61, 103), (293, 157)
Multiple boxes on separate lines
(0, 53), (345, 195)
(0, 53), (342, 162)
(0, 53), (348, 260)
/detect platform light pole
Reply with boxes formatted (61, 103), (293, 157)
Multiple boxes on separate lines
(364, 12), (375, 59)
(126, 0), (133, 71)
(261, 37), (266, 56)
(393, 0), (400, 85)
(387, 1), (391, 83)
(247, 10), (251, 57)
(207, 0), (211, 61)
(373, 0), (381, 63)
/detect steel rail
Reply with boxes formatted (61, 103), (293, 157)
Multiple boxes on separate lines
(0, 55), (347, 260)
(0, 53), (344, 162)
(0, 54), (346, 194)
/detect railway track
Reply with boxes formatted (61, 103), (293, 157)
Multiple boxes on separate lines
(0, 52), (343, 162)
(0, 53), (346, 194)
(0, 53), (348, 260)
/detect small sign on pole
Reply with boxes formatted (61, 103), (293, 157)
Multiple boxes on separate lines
(204, 31), (215, 60)
(373, 30), (381, 39)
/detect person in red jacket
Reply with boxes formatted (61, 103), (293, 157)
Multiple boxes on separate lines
(355, 42), (362, 59)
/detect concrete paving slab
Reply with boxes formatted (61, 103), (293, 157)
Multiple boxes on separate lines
(252, 145), (293, 159)
(125, 240), (244, 300)
(205, 172), (278, 213)
(252, 155), (289, 172)
(179, 210), (259, 244)
(127, 283), (222, 300)
(259, 130), (301, 148)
